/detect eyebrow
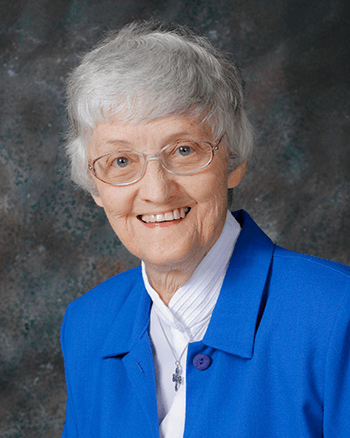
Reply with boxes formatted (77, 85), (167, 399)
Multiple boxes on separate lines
(105, 139), (133, 147)
(103, 131), (205, 148)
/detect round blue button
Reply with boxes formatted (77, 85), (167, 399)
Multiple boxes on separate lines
(193, 354), (211, 370)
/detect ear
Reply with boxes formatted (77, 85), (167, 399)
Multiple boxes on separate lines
(227, 160), (247, 189)
(91, 193), (104, 207)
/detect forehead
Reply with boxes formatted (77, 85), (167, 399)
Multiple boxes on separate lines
(89, 115), (213, 155)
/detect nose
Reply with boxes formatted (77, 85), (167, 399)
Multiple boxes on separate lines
(138, 159), (175, 204)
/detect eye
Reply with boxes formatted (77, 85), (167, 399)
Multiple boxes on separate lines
(176, 145), (193, 156)
(112, 156), (129, 168)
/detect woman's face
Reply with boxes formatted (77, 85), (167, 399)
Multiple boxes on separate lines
(89, 116), (245, 273)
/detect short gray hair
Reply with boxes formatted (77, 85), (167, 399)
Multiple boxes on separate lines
(65, 20), (254, 193)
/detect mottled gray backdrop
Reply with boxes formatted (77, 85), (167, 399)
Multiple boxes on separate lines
(0, 0), (349, 436)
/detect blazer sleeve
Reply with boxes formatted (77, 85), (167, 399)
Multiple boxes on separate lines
(60, 307), (79, 438)
(323, 289), (350, 436)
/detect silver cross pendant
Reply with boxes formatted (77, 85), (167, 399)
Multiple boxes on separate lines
(172, 362), (183, 391)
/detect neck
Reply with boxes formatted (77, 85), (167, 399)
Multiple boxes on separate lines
(143, 211), (229, 305)
(144, 263), (197, 306)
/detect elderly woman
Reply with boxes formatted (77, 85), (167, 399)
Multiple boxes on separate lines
(61, 21), (350, 438)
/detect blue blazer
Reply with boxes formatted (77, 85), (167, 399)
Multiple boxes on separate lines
(61, 210), (350, 437)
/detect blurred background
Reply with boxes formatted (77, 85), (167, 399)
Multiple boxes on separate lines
(0, 0), (349, 436)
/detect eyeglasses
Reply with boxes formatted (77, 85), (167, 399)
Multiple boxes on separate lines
(88, 133), (226, 186)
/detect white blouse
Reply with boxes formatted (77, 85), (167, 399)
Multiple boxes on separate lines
(142, 210), (241, 438)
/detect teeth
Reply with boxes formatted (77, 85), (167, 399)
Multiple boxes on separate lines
(141, 207), (190, 223)
(173, 209), (180, 220)
(164, 212), (173, 221)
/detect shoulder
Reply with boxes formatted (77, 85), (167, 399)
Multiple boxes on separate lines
(67, 265), (143, 317)
(273, 245), (350, 284)
(269, 246), (350, 328)
(61, 266), (144, 354)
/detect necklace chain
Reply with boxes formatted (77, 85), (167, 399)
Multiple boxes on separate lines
(157, 315), (210, 391)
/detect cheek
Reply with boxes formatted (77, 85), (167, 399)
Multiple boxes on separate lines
(97, 189), (135, 226)
(194, 175), (229, 232)
(192, 168), (228, 206)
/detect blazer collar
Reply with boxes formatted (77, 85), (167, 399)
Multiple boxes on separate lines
(203, 210), (275, 358)
(100, 271), (152, 358)
(101, 210), (274, 360)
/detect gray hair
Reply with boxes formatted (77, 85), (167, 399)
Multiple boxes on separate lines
(65, 20), (254, 193)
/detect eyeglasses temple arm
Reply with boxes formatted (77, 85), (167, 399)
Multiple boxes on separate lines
(214, 132), (226, 150)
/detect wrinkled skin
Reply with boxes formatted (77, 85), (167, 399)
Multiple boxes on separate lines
(90, 116), (246, 304)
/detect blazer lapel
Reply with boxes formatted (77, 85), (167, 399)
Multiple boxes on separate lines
(100, 272), (159, 437)
(204, 210), (275, 358)
(123, 331), (159, 437)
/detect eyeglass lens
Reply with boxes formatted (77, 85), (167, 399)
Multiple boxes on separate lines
(93, 140), (213, 185)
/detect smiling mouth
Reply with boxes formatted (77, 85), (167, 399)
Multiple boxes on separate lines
(138, 207), (191, 224)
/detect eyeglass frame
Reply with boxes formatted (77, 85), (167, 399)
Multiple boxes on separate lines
(88, 132), (226, 186)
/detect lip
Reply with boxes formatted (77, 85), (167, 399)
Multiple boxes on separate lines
(142, 221), (178, 228)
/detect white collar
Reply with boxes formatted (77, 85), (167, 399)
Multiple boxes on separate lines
(142, 210), (241, 337)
